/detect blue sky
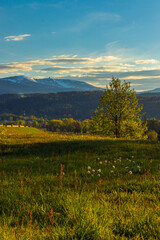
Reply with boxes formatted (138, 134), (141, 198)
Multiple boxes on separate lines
(0, 0), (160, 91)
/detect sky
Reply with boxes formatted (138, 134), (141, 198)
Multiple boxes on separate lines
(0, 0), (160, 91)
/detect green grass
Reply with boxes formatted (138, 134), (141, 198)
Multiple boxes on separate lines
(0, 126), (160, 239)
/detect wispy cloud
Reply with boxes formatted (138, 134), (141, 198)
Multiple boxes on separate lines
(0, 55), (122, 74)
(69, 11), (121, 32)
(135, 59), (158, 64)
(0, 62), (32, 73)
(4, 34), (31, 42)
(88, 12), (121, 22)
(41, 65), (131, 74)
(28, 2), (65, 10)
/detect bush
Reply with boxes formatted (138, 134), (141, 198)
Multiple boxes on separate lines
(147, 130), (158, 141)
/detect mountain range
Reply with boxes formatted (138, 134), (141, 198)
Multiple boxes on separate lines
(0, 75), (102, 94)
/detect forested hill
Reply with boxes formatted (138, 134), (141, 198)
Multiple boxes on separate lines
(0, 91), (160, 120)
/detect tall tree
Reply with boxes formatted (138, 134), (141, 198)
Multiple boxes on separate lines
(91, 77), (147, 138)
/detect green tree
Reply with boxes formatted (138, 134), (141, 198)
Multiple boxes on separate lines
(91, 77), (147, 139)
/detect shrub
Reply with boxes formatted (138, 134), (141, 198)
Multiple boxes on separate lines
(147, 130), (158, 141)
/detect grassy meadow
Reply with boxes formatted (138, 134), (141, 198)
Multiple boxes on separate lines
(0, 126), (160, 239)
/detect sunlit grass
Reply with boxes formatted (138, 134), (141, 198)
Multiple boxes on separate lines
(0, 127), (160, 239)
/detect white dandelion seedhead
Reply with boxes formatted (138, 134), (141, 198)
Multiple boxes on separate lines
(87, 170), (91, 174)
(128, 170), (132, 175)
(97, 174), (101, 177)
(99, 161), (103, 165)
(92, 169), (95, 173)
(112, 165), (115, 169)
(97, 169), (101, 173)
(87, 166), (91, 170)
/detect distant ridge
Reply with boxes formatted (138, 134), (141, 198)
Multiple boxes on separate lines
(0, 75), (103, 94)
(0, 91), (160, 120)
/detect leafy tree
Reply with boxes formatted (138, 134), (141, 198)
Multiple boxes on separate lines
(47, 120), (64, 132)
(91, 77), (147, 139)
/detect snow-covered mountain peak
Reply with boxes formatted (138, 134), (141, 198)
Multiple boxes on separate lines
(0, 75), (103, 94)
(2, 75), (37, 83)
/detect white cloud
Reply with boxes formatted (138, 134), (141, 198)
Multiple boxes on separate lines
(121, 75), (160, 80)
(135, 59), (158, 64)
(4, 34), (31, 42)
(0, 62), (32, 73)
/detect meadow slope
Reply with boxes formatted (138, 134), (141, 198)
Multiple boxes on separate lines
(0, 127), (160, 239)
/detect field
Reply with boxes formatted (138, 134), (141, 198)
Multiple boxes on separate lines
(0, 126), (160, 239)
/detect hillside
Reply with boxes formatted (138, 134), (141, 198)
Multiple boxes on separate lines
(0, 91), (160, 120)
(0, 128), (159, 239)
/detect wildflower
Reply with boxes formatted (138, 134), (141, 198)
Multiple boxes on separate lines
(129, 160), (131, 162)
(105, 160), (107, 163)
(125, 166), (128, 169)
(99, 161), (102, 165)
(132, 156), (134, 158)
(63, 172), (65, 175)
(128, 170), (132, 175)
(87, 166), (91, 170)
(112, 165), (115, 168)
(114, 160), (116, 163)
(137, 166), (141, 168)
(110, 170), (113, 173)
(87, 171), (91, 174)
(92, 169), (95, 173)
(97, 174), (101, 177)
(97, 169), (101, 173)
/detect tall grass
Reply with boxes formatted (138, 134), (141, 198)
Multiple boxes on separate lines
(0, 127), (159, 239)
